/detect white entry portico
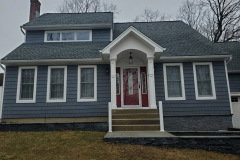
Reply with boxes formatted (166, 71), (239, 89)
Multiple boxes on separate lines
(101, 26), (165, 109)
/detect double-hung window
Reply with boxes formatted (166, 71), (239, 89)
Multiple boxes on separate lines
(47, 66), (67, 102)
(193, 62), (216, 100)
(78, 66), (97, 102)
(163, 63), (186, 100)
(16, 67), (37, 103)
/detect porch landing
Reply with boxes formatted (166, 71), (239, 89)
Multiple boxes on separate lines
(104, 131), (175, 138)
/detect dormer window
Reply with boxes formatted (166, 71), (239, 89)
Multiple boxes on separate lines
(45, 30), (92, 42)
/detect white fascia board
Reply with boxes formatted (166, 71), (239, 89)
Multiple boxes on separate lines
(231, 92), (240, 96)
(1, 58), (104, 66)
(159, 55), (232, 62)
(101, 26), (166, 54)
(228, 70), (240, 73)
(21, 23), (113, 31)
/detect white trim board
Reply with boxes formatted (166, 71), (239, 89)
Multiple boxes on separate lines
(16, 66), (38, 103)
(225, 60), (233, 114)
(77, 65), (97, 102)
(101, 26), (166, 54)
(0, 67), (6, 120)
(193, 62), (216, 100)
(163, 63), (186, 101)
(46, 66), (67, 103)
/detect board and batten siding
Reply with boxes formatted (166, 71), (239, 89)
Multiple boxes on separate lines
(228, 73), (240, 93)
(25, 29), (111, 43)
(155, 61), (231, 116)
(2, 65), (111, 119)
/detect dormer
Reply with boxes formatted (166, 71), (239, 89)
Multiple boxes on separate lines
(21, 12), (114, 43)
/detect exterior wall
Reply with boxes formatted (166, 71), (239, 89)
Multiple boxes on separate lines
(2, 64), (110, 119)
(228, 73), (240, 93)
(26, 30), (45, 43)
(155, 61), (232, 130)
(25, 29), (111, 43)
(155, 61), (231, 116)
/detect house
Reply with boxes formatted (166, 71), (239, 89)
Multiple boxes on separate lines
(216, 42), (240, 128)
(0, 0), (233, 131)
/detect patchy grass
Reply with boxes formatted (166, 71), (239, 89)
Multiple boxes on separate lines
(0, 131), (239, 160)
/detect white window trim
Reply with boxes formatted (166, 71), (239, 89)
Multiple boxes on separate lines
(193, 62), (216, 100)
(16, 66), (37, 103)
(77, 65), (97, 102)
(46, 66), (67, 103)
(163, 63), (186, 101)
(44, 30), (92, 42)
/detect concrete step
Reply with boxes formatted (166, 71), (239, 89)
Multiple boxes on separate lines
(112, 113), (159, 119)
(112, 109), (158, 114)
(112, 119), (160, 125)
(112, 125), (160, 131)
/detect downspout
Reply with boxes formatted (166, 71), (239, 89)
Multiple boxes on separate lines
(0, 63), (5, 122)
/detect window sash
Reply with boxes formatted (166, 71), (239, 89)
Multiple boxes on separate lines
(116, 73), (120, 95)
(196, 65), (213, 97)
(80, 68), (95, 99)
(50, 68), (65, 99)
(45, 31), (91, 42)
(141, 72), (147, 94)
(20, 69), (35, 100)
(166, 66), (182, 97)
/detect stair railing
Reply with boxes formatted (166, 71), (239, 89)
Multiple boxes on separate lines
(159, 101), (165, 131)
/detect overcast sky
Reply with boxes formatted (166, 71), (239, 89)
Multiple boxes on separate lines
(0, 0), (182, 73)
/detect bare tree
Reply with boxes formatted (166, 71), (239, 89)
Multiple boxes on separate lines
(134, 8), (172, 22)
(177, 0), (240, 42)
(58, 0), (119, 14)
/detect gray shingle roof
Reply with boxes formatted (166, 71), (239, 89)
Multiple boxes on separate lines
(215, 42), (240, 71)
(114, 21), (228, 57)
(23, 12), (113, 27)
(2, 42), (109, 60)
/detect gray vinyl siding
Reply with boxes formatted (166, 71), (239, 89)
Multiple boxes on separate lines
(2, 64), (110, 119)
(25, 29), (111, 43)
(228, 73), (240, 93)
(92, 29), (111, 42)
(155, 61), (231, 116)
(26, 31), (45, 43)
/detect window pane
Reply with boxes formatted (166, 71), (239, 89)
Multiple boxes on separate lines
(47, 33), (60, 41)
(141, 73), (147, 94)
(77, 32), (90, 40)
(196, 65), (213, 96)
(166, 66), (182, 97)
(116, 73), (120, 94)
(20, 69), (35, 99)
(50, 68), (64, 99)
(128, 73), (133, 95)
(62, 32), (74, 41)
(80, 68), (94, 99)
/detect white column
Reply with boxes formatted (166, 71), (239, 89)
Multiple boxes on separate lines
(147, 57), (157, 109)
(110, 59), (117, 109)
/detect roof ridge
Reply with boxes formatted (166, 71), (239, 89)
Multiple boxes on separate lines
(114, 20), (183, 24)
(44, 12), (113, 14)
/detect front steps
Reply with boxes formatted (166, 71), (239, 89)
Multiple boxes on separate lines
(112, 109), (160, 131)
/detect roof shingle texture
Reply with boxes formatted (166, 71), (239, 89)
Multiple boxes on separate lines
(2, 42), (109, 60)
(215, 42), (240, 71)
(23, 12), (113, 26)
(114, 22), (228, 57)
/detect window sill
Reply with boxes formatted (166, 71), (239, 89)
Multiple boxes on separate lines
(165, 97), (186, 101)
(196, 96), (216, 100)
(46, 99), (66, 103)
(16, 100), (36, 103)
(77, 99), (97, 102)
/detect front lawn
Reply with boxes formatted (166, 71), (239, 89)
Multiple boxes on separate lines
(0, 131), (239, 160)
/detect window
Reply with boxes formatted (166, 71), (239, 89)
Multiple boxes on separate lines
(16, 66), (37, 103)
(231, 97), (239, 102)
(163, 63), (186, 100)
(45, 30), (92, 42)
(47, 66), (67, 102)
(116, 73), (120, 95)
(128, 73), (133, 95)
(78, 66), (97, 102)
(141, 72), (147, 94)
(193, 62), (216, 100)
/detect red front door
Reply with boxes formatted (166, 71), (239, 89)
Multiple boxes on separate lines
(123, 68), (139, 106)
